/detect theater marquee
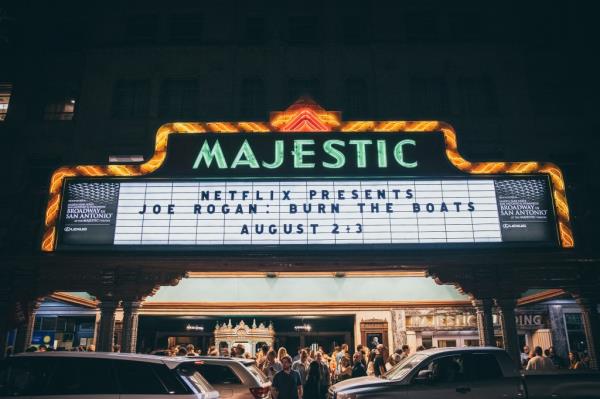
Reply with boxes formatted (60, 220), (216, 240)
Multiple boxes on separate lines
(42, 99), (573, 251)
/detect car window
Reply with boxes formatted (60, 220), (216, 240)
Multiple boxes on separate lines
(463, 353), (503, 381)
(46, 357), (117, 395)
(152, 363), (190, 394)
(247, 364), (268, 384)
(416, 355), (466, 384)
(0, 357), (55, 396)
(178, 364), (215, 394)
(115, 360), (169, 394)
(196, 364), (242, 385)
(385, 354), (428, 381)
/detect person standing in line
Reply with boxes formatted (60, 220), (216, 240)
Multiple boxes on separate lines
(272, 355), (303, 399)
(547, 347), (565, 369)
(292, 349), (311, 383)
(569, 351), (584, 370)
(356, 344), (368, 367)
(526, 346), (554, 370)
(315, 351), (331, 399)
(278, 347), (289, 362)
(335, 344), (348, 373)
(521, 345), (530, 367)
(366, 350), (376, 376)
(373, 345), (386, 377)
(303, 361), (322, 399)
(256, 344), (269, 368)
(400, 344), (411, 360)
(264, 349), (283, 382)
(351, 351), (367, 378)
(337, 356), (353, 381)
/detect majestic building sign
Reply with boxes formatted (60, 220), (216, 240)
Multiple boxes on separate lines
(42, 99), (573, 251)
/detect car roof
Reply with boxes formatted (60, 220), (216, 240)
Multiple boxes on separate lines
(13, 351), (195, 370)
(175, 355), (257, 367)
(415, 346), (504, 355)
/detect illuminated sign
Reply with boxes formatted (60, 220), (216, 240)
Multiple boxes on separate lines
(42, 99), (573, 251)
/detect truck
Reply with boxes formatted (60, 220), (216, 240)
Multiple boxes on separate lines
(328, 347), (600, 399)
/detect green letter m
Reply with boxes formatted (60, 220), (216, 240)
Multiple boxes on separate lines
(192, 140), (228, 169)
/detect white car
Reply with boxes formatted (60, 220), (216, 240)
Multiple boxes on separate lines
(0, 351), (220, 398)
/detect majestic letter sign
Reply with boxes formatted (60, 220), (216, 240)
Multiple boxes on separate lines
(42, 99), (573, 252)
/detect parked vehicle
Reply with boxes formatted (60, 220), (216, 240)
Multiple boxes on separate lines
(0, 352), (219, 398)
(329, 347), (600, 399)
(177, 356), (271, 399)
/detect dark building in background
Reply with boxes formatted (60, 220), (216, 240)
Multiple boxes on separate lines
(0, 1), (598, 256)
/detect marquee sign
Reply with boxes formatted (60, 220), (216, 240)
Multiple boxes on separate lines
(42, 99), (573, 251)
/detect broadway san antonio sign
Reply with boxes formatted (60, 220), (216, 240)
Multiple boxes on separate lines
(42, 99), (573, 252)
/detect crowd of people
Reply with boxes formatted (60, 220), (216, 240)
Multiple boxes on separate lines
(521, 345), (591, 370)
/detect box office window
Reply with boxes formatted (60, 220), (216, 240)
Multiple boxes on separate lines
(112, 79), (151, 118)
(159, 79), (199, 119)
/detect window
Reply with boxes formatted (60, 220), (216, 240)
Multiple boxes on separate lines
(169, 14), (203, 43)
(240, 78), (265, 119)
(421, 336), (433, 349)
(288, 16), (318, 45)
(410, 77), (449, 116)
(416, 355), (465, 384)
(564, 313), (587, 353)
(44, 98), (75, 120)
(0, 83), (11, 121)
(0, 357), (56, 396)
(152, 364), (189, 394)
(112, 79), (151, 118)
(287, 78), (320, 104)
(463, 353), (503, 380)
(159, 79), (198, 119)
(125, 14), (158, 43)
(47, 357), (117, 395)
(344, 78), (369, 119)
(244, 17), (266, 44)
(458, 76), (498, 116)
(437, 339), (457, 348)
(464, 339), (480, 347)
(195, 364), (241, 385)
(115, 361), (168, 394)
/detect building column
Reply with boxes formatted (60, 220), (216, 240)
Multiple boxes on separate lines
(472, 298), (495, 347)
(121, 300), (141, 353)
(575, 296), (600, 370)
(13, 300), (40, 353)
(96, 300), (118, 352)
(496, 298), (521, 368)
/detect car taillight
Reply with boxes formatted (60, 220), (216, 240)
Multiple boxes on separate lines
(250, 386), (270, 399)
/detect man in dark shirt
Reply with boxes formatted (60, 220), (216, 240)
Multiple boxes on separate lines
(272, 355), (303, 399)
(351, 351), (367, 378)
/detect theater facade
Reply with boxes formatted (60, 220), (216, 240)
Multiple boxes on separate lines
(2, 99), (599, 369)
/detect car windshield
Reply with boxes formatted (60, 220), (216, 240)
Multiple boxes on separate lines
(383, 354), (429, 381)
(177, 364), (214, 394)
